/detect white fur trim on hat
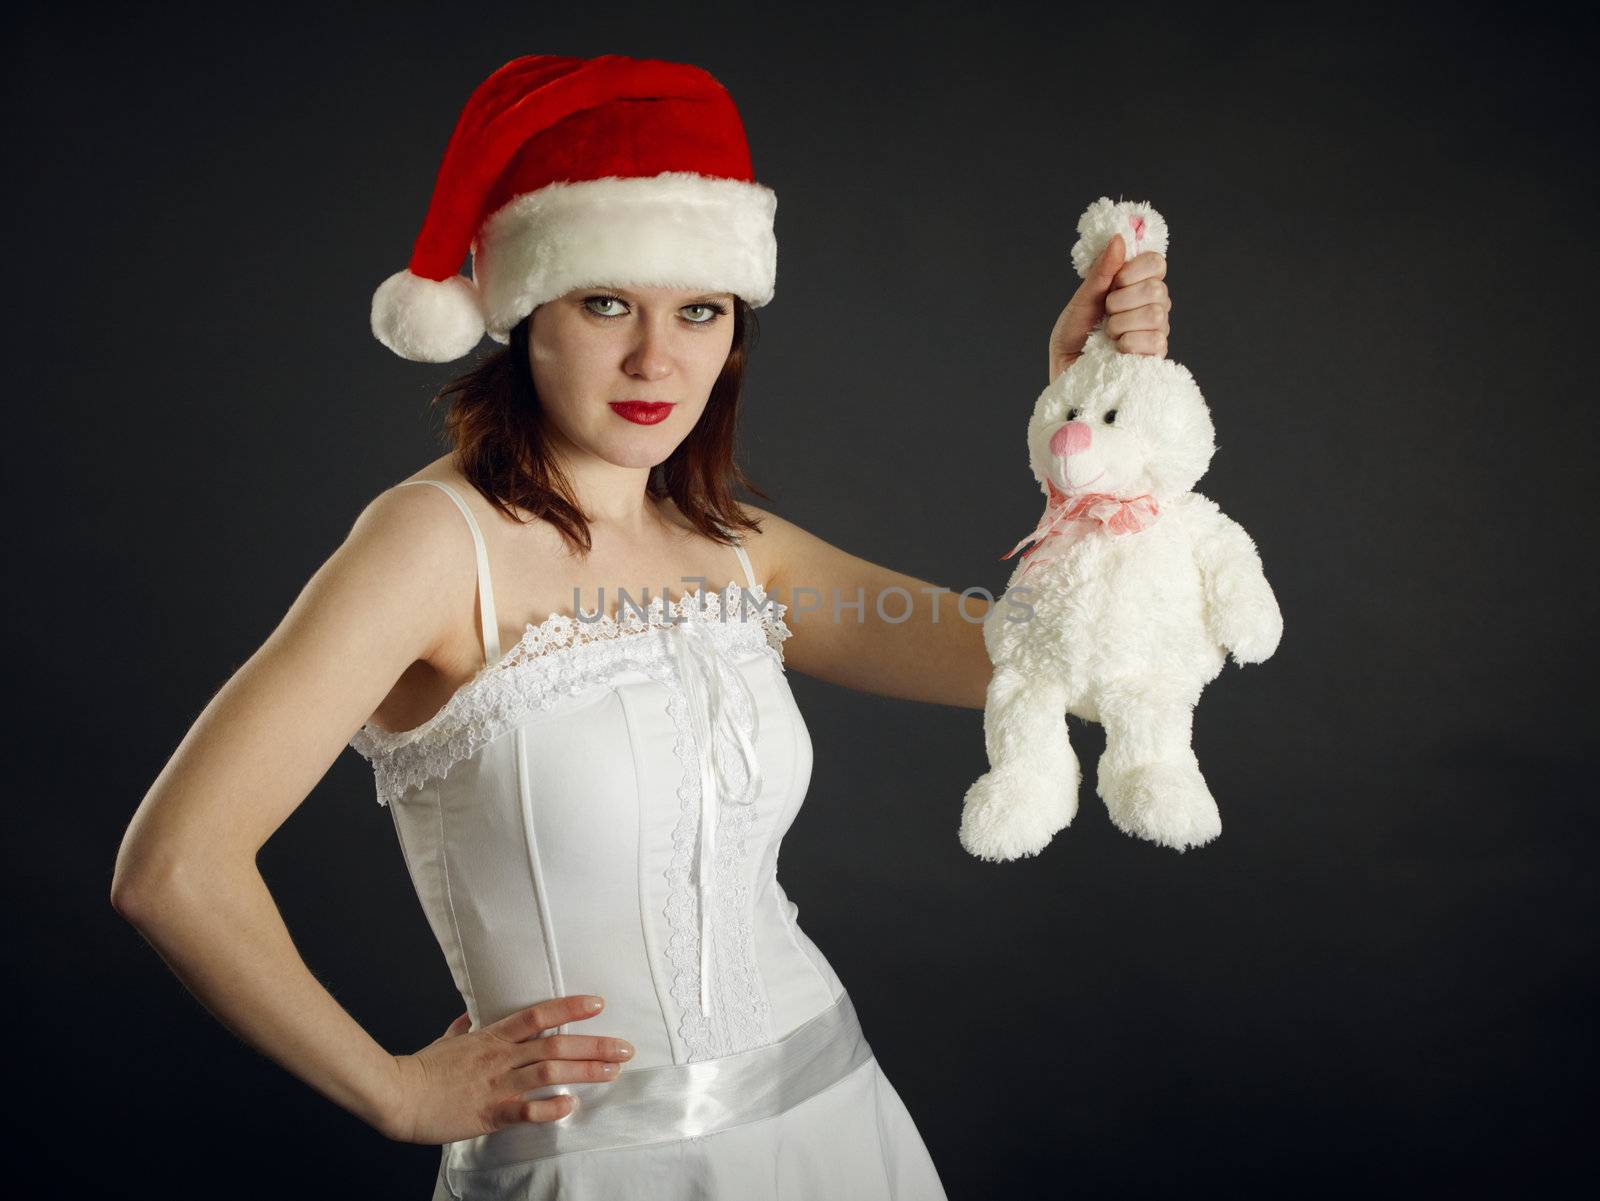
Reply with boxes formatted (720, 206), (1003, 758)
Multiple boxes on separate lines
(370, 270), (487, 363)
(471, 171), (777, 344)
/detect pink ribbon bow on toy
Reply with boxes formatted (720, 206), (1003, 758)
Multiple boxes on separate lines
(1000, 478), (1160, 577)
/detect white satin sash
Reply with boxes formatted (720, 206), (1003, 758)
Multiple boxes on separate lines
(446, 989), (873, 1175)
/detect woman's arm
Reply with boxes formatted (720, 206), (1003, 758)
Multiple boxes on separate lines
(742, 505), (995, 711)
(110, 482), (476, 1136)
(739, 241), (1172, 711)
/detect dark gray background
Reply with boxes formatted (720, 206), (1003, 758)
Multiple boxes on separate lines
(11, 1), (1594, 1197)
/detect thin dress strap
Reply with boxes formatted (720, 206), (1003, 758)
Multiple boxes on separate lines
(395, 479), (502, 665)
(731, 538), (758, 590)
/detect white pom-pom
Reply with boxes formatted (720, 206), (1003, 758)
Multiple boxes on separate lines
(1069, 197), (1169, 279)
(369, 269), (486, 363)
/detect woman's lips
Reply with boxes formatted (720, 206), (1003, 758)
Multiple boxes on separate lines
(609, 401), (675, 425)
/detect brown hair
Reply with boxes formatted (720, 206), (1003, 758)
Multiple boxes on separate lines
(434, 298), (770, 554)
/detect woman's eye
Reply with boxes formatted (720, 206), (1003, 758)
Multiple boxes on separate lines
(582, 296), (726, 324)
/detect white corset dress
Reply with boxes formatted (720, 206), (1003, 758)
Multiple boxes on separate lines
(348, 478), (948, 1201)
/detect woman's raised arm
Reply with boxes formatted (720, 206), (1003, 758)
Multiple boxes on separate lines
(109, 482), (474, 1134)
(745, 504), (995, 711)
(752, 236), (1174, 711)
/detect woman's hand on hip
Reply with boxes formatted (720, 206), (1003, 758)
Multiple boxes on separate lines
(1047, 233), (1172, 380)
(378, 994), (635, 1144)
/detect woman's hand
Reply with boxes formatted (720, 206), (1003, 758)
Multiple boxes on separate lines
(1047, 233), (1172, 381)
(378, 994), (635, 1144)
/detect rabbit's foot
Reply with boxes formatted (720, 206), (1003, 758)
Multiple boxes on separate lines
(1099, 760), (1220, 851)
(959, 764), (1079, 863)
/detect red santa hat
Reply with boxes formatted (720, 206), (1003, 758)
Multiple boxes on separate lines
(370, 53), (778, 362)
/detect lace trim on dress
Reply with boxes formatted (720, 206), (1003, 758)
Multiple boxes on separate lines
(662, 621), (774, 1059)
(348, 582), (790, 809)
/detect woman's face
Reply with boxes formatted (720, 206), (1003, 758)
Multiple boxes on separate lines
(528, 284), (738, 470)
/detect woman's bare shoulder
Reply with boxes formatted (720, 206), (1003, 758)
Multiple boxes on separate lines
(724, 502), (893, 603)
(352, 468), (469, 550)
(338, 467), (485, 624)
(726, 501), (817, 587)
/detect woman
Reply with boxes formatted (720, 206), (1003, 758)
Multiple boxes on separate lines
(110, 54), (1170, 1200)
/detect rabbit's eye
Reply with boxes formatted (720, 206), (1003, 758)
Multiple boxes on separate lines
(1104, 409), (1118, 424)
(1065, 408), (1080, 421)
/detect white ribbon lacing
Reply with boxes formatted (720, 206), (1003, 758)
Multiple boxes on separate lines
(667, 615), (763, 1016)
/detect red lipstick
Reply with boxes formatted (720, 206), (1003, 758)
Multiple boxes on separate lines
(609, 400), (675, 426)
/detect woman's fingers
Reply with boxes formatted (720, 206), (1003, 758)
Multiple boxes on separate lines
(505, 1054), (624, 1093)
(1104, 278), (1171, 358)
(486, 1031), (635, 1131)
(1104, 275), (1169, 315)
(487, 1028), (634, 1132)
(510, 1032), (635, 1068)
(485, 994), (605, 1044)
(1049, 248), (1173, 371)
(386, 997), (629, 1143)
(1113, 329), (1168, 356)
(1047, 234), (1127, 380)
(491, 1093), (576, 1128)
(1105, 301), (1170, 339)
(1104, 252), (1171, 358)
(1113, 249), (1167, 286)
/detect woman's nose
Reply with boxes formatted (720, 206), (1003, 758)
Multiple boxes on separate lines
(1049, 421), (1091, 457)
(625, 331), (674, 380)
(626, 350), (672, 380)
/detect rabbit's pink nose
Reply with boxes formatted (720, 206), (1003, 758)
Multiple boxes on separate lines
(1049, 421), (1091, 457)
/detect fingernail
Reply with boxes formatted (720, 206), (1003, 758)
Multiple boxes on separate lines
(584, 996), (603, 1011)
(618, 1043), (634, 1059)
(601, 1062), (618, 1075)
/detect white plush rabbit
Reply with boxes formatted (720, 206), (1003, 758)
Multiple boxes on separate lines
(959, 198), (1283, 862)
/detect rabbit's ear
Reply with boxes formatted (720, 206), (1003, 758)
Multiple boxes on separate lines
(1070, 198), (1169, 278)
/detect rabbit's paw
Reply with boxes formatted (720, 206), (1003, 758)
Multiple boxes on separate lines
(1217, 595), (1283, 665)
(1099, 760), (1221, 851)
(959, 766), (1078, 863)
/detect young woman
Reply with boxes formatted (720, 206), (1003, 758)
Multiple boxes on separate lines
(111, 54), (1170, 1200)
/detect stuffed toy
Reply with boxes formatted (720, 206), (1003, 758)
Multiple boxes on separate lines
(959, 197), (1283, 862)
